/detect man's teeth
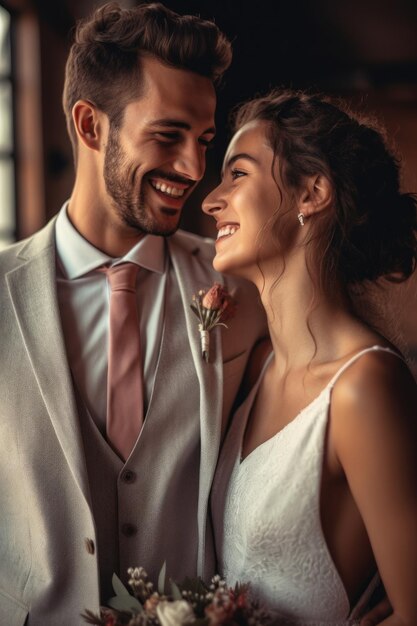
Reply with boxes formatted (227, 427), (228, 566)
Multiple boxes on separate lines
(151, 180), (185, 198)
(217, 225), (239, 239)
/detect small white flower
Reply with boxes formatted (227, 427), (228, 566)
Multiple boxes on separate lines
(156, 600), (195, 626)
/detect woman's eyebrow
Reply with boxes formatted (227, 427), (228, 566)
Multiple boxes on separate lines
(222, 152), (260, 176)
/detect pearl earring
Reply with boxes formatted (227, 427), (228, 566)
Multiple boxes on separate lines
(297, 212), (305, 227)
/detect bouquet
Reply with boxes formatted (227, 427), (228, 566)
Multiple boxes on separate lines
(82, 564), (271, 626)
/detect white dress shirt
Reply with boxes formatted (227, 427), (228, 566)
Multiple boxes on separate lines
(55, 202), (167, 434)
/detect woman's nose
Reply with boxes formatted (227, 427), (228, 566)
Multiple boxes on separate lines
(202, 185), (226, 216)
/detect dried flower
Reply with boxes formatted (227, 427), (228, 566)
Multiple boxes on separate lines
(190, 283), (237, 362)
(202, 284), (236, 322)
(205, 587), (238, 625)
(128, 567), (154, 603)
(156, 600), (195, 626)
(144, 594), (161, 616)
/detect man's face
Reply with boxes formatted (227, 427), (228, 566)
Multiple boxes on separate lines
(103, 55), (217, 237)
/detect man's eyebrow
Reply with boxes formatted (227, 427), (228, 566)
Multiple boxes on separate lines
(222, 152), (260, 175)
(148, 119), (216, 135)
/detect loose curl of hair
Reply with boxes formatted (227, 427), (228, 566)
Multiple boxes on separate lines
(63, 2), (232, 159)
(233, 89), (417, 290)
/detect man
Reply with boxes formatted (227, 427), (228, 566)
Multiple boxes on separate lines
(0, 3), (266, 624)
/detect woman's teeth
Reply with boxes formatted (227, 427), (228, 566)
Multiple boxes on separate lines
(151, 180), (185, 198)
(217, 225), (239, 240)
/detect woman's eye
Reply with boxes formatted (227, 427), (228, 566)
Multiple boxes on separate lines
(231, 168), (246, 180)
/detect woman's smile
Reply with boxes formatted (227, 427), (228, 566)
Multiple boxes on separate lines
(216, 223), (240, 243)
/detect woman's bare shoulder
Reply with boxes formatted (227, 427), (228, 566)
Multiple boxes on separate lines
(329, 347), (417, 461)
(332, 347), (415, 412)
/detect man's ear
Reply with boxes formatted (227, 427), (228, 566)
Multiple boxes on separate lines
(297, 174), (333, 218)
(72, 100), (104, 151)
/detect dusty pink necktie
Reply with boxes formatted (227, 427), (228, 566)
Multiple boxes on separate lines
(104, 263), (143, 460)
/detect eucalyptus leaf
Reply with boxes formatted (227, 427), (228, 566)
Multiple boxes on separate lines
(107, 594), (142, 613)
(158, 561), (167, 594)
(170, 579), (182, 601)
(112, 573), (131, 597)
(108, 574), (143, 613)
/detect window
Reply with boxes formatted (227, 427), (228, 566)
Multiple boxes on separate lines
(0, 4), (15, 249)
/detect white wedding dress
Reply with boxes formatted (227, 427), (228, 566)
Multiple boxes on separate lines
(211, 346), (400, 626)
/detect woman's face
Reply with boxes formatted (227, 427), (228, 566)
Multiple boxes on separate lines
(203, 120), (294, 280)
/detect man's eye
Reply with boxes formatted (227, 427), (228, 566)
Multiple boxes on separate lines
(199, 138), (215, 148)
(231, 168), (246, 180)
(155, 132), (180, 142)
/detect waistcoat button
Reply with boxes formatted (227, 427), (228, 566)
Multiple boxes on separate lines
(121, 523), (137, 537)
(84, 538), (95, 555)
(121, 470), (136, 484)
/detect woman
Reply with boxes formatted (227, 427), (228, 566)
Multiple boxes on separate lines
(204, 91), (417, 625)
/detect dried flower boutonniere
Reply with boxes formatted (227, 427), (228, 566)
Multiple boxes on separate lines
(190, 283), (237, 362)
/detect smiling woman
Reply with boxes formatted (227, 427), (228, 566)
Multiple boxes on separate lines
(204, 120), (285, 281)
(207, 89), (417, 626)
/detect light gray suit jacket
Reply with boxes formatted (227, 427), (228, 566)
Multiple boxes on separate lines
(0, 217), (266, 625)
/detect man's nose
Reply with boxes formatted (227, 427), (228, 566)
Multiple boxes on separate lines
(173, 141), (205, 181)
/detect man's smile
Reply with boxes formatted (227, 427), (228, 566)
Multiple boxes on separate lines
(149, 178), (187, 198)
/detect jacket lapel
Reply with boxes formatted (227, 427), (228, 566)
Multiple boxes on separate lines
(6, 220), (91, 506)
(167, 233), (223, 575)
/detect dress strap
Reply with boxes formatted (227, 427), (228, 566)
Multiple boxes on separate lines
(328, 345), (404, 389)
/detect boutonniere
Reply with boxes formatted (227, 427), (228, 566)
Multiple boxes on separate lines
(190, 283), (237, 362)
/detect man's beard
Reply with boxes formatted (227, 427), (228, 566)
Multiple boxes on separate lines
(103, 126), (180, 237)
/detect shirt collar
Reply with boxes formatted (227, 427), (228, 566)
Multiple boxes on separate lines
(55, 202), (166, 279)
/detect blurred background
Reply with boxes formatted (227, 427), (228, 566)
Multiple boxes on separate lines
(1, 0), (417, 361)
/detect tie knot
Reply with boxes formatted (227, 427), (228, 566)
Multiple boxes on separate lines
(106, 263), (139, 292)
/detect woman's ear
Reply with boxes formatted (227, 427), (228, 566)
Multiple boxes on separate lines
(297, 174), (333, 218)
(72, 100), (104, 151)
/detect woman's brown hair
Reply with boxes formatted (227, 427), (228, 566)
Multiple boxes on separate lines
(233, 89), (417, 291)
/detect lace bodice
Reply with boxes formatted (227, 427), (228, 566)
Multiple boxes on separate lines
(211, 346), (400, 625)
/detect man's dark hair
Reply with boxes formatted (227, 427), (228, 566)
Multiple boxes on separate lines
(63, 2), (232, 157)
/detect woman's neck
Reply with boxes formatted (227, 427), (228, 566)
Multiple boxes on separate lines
(253, 253), (365, 374)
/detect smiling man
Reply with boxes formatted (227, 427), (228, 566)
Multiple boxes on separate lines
(70, 54), (218, 251)
(0, 3), (267, 624)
